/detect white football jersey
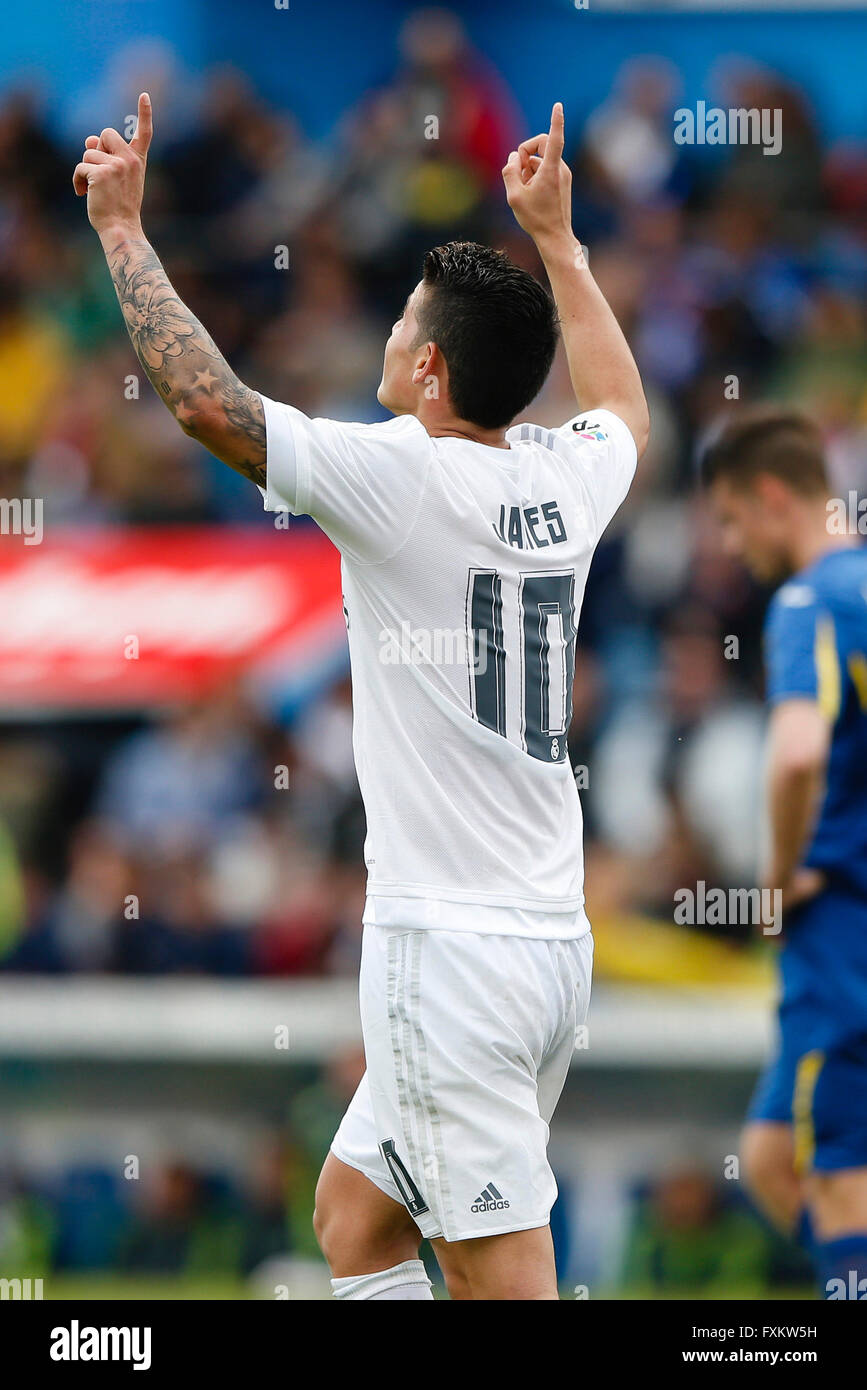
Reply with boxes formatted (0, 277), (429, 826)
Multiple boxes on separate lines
(259, 395), (637, 938)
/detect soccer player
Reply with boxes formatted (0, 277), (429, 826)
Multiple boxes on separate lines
(74, 95), (649, 1300)
(704, 409), (867, 1299)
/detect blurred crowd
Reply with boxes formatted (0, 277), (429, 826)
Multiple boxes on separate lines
(0, 1049), (364, 1283)
(0, 1042), (811, 1294)
(1, 9), (866, 974)
(1, 682), (368, 973)
(5, 1154), (809, 1293)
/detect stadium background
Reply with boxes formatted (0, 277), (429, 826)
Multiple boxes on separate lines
(0, 0), (865, 1298)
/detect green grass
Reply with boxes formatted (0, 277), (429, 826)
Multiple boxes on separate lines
(38, 1276), (814, 1301)
(43, 1276), (254, 1301)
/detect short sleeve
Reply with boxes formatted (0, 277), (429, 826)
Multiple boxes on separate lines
(257, 395), (432, 564)
(764, 583), (838, 714)
(554, 408), (638, 538)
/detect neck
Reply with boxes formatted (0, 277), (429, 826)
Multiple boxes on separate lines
(416, 405), (509, 449)
(789, 504), (854, 573)
(429, 425), (510, 448)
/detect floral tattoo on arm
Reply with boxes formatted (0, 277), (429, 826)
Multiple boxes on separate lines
(106, 238), (267, 485)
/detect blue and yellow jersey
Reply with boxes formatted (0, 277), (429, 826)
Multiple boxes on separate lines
(764, 546), (867, 900)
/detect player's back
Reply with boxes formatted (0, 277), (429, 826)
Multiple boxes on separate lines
(259, 397), (637, 934)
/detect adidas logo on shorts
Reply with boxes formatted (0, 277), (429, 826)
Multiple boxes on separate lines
(471, 1182), (510, 1213)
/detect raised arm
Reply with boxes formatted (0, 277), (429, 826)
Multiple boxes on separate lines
(502, 103), (650, 458)
(73, 94), (266, 485)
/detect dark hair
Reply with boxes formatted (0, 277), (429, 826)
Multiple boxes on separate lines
(701, 406), (828, 496)
(415, 241), (559, 430)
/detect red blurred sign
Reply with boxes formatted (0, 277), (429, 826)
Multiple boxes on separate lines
(0, 526), (344, 708)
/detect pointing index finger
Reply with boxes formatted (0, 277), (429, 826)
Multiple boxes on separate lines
(543, 101), (565, 165)
(130, 92), (152, 156)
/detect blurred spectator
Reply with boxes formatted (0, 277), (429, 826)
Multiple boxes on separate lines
(286, 1047), (366, 1254)
(582, 57), (686, 206)
(238, 1136), (295, 1275)
(588, 606), (765, 927)
(117, 1161), (242, 1275)
(95, 690), (267, 856)
(619, 1164), (770, 1295)
(3, 821), (132, 971)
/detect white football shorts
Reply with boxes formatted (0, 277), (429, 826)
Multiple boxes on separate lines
(331, 922), (593, 1243)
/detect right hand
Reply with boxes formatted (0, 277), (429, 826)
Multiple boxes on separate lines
(72, 92), (152, 237)
(502, 102), (573, 247)
(780, 867), (826, 914)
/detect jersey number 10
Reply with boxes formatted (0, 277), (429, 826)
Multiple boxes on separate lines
(468, 569), (577, 762)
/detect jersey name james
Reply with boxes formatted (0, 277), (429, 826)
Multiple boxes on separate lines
(492, 500), (567, 549)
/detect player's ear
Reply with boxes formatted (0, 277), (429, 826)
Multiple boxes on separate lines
(411, 340), (437, 385)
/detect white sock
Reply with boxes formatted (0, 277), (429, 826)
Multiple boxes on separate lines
(331, 1259), (433, 1300)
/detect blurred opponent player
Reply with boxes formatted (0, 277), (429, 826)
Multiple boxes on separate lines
(705, 409), (867, 1299)
(74, 96), (648, 1299)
